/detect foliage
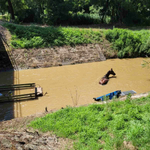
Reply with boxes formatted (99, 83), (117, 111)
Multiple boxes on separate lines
(29, 95), (150, 150)
(105, 28), (150, 58)
(91, 0), (150, 25)
(0, 14), (11, 21)
(3, 23), (150, 59)
(3, 23), (102, 48)
(0, 0), (8, 15)
(1, 0), (150, 25)
(66, 13), (101, 25)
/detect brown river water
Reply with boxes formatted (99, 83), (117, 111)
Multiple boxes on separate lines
(0, 58), (150, 121)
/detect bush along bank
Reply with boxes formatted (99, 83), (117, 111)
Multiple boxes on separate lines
(105, 28), (150, 58)
(3, 23), (150, 59)
(29, 95), (150, 150)
(2, 23), (103, 49)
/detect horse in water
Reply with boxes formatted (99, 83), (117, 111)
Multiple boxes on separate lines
(99, 68), (116, 85)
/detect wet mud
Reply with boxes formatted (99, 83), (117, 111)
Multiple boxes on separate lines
(0, 58), (150, 120)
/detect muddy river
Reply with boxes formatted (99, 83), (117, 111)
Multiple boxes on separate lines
(0, 58), (150, 121)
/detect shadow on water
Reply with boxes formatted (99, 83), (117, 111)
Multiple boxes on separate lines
(0, 31), (20, 121)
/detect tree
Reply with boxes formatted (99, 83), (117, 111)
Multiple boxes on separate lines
(0, 0), (8, 15)
(90, 0), (150, 25)
(7, 0), (15, 20)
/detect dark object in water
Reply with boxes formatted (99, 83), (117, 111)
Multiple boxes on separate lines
(93, 90), (121, 101)
(0, 83), (43, 103)
(45, 107), (48, 112)
(99, 68), (116, 85)
(35, 87), (43, 97)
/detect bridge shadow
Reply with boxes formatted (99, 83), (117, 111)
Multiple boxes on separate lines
(0, 31), (19, 121)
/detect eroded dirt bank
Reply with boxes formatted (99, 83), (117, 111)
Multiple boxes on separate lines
(0, 113), (74, 150)
(11, 43), (110, 70)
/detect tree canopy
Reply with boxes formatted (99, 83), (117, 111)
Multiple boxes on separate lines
(0, 0), (150, 25)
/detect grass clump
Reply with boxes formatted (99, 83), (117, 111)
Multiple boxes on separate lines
(105, 28), (150, 58)
(29, 95), (150, 150)
(2, 23), (102, 49)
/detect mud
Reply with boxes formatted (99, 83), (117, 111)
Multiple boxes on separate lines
(0, 58), (150, 120)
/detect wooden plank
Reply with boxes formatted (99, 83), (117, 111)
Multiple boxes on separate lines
(0, 83), (35, 92)
(0, 83), (35, 88)
(0, 93), (36, 103)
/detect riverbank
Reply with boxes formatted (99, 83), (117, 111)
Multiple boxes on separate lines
(1, 22), (150, 70)
(0, 92), (149, 150)
(0, 111), (74, 150)
(0, 22), (150, 149)
(0, 23), (114, 70)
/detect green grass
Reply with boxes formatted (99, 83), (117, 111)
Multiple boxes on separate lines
(105, 28), (150, 58)
(29, 95), (150, 150)
(2, 23), (102, 49)
(3, 23), (150, 58)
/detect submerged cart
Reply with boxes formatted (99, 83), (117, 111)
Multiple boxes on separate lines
(0, 83), (43, 103)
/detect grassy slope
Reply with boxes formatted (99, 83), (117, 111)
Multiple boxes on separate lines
(2, 23), (103, 48)
(105, 28), (150, 58)
(2, 23), (150, 58)
(29, 95), (150, 150)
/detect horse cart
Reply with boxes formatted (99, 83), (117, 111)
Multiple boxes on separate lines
(0, 83), (43, 103)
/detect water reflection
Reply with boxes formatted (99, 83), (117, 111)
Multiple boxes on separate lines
(0, 103), (14, 121)
(0, 32), (15, 121)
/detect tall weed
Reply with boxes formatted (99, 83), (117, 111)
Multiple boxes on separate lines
(105, 28), (150, 58)
(3, 23), (102, 48)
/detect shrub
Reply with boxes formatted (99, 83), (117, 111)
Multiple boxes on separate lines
(105, 28), (150, 58)
(3, 23), (102, 48)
